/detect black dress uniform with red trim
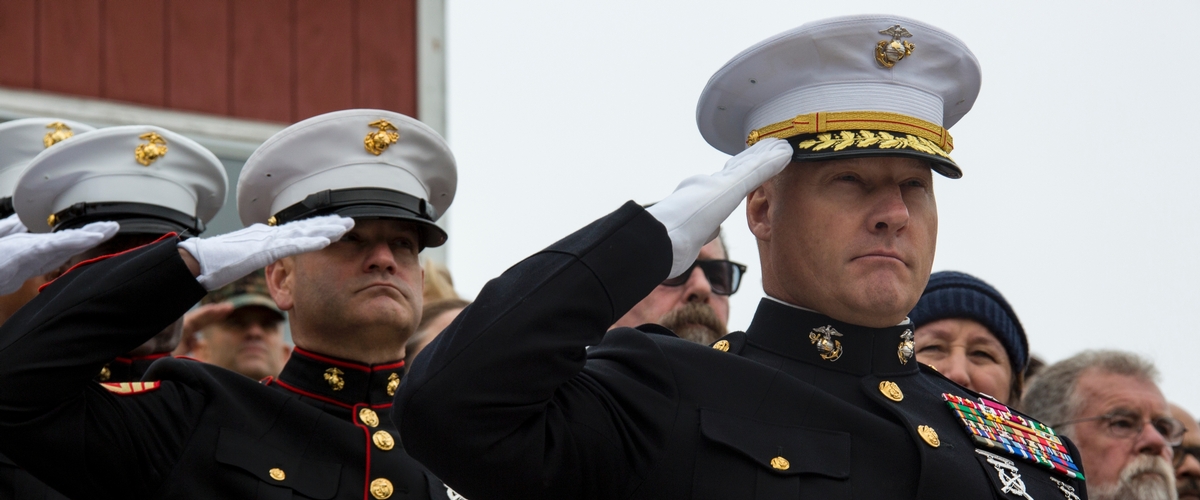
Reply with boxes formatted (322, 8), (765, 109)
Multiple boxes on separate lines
(396, 202), (1088, 500)
(0, 238), (451, 500)
(0, 352), (168, 499)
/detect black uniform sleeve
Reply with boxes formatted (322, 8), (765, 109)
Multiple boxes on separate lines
(0, 239), (208, 499)
(396, 202), (679, 499)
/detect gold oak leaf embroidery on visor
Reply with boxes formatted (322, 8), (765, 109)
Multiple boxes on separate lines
(796, 130), (951, 159)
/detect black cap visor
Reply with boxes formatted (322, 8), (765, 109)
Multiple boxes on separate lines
(51, 202), (203, 237)
(271, 188), (447, 248)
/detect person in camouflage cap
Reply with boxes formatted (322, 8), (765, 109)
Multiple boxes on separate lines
(186, 270), (290, 380)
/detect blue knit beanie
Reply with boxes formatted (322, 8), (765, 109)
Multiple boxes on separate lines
(908, 271), (1028, 373)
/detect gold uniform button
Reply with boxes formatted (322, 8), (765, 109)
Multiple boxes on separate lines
(268, 468), (285, 481)
(712, 340), (730, 352)
(359, 408), (380, 427)
(373, 430), (395, 451)
(917, 425), (940, 448)
(879, 380), (904, 402)
(770, 456), (790, 471)
(370, 478), (393, 499)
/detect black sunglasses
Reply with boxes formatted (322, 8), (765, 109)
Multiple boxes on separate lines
(1175, 444), (1200, 468)
(661, 259), (748, 296)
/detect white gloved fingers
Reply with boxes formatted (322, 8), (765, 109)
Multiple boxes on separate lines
(0, 214), (27, 238)
(195, 236), (335, 290)
(717, 138), (794, 184)
(648, 138), (796, 278)
(0, 221), (121, 294)
(27, 221), (122, 277)
(181, 215), (355, 291)
(75, 221), (121, 241)
(274, 214), (355, 241)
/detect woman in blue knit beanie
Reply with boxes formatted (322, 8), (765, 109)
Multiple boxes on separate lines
(908, 271), (1029, 406)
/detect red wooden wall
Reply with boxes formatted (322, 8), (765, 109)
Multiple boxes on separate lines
(0, 0), (418, 123)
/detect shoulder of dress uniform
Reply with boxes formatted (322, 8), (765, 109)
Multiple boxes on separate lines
(709, 331), (746, 354)
(100, 381), (161, 395)
(636, 323), (679, 338)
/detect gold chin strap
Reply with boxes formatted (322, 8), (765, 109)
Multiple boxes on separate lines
(746, 110), (953, 153)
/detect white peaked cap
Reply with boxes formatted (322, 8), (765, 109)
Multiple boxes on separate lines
(15, 125), (228, 235)
(238, 109), (457, 248)
(0, 118), (97, 210)
(696, 14), (982, 178)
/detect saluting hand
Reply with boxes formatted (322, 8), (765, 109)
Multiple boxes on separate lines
(0, 214), (28, 239)
(647, 138), (793, 278)
(177, 215), (355, 291)
(0, 221), (120, 295)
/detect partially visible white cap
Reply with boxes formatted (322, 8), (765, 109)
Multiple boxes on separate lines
(0, 118), (97, 206)
(15, 125), (228, 235)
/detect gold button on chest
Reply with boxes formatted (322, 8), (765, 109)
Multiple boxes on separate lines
(373, 430), (395, 451)
(917, 425), (940, 447)
(268, 468), (285, 481)
(359, 408), (380, 427)
(712, 339), (730, 352)
(879, 380), (904, 402)
(770, 456), (790, 471)
(370, 478), (394, 499)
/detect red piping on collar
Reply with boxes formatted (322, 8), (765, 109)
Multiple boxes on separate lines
(292, 347), (405, 373)
(113, 352), (172, 364)
(272, 378), (394, 410)
(39, 232), (179, 293)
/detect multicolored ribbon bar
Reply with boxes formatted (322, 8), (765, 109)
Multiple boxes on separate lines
(942, 393), (1084, 481)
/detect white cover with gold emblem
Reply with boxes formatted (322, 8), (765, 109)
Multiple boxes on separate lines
(237, 109), (456, 226)
(14, 125), (227, 233)
(696, 14), (982, 156)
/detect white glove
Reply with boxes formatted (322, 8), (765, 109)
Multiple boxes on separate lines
(647, 138), (793, 278)
(0, 214), (28, 238)
(0, 221), (120, 295)
(178, 215), (355, 291)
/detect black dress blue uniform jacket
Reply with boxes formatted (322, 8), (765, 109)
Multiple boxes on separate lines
(395, 202), (1087, 500)
(0, 237), (449, 500)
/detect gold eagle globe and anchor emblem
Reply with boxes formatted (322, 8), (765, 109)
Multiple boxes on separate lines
(134, 132), (168, 166)
(809, 325), (844, 361)
(324, 367), (345, 391)
(43, 122), (74, 148)
(364, 119), (400, 155)
(386, 372), (401, 396)
(875, 25), (915, 68)
(898, 329), (915, 364)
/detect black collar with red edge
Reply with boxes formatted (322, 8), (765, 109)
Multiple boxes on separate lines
(272, 347), (405, 409)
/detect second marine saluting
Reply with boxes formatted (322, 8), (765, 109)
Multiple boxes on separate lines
(396, 15), (1090, 499)
(0, 110), (459, 499)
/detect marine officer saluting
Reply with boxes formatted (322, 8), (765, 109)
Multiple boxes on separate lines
(0, 110), (456, 499)
(396, 15), (1088, 499)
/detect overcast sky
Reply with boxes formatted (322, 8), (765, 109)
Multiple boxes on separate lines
(441, 1), (1200, 413)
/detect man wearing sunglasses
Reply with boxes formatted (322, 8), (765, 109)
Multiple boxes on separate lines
(611, 235), (745, 345)
(1171, 403), (1200, 500)
(1026, 350), (1180, 500)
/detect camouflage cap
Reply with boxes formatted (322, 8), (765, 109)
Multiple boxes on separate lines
(200, 270), (283, 318)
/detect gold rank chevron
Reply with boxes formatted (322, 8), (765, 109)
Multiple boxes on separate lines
(746, 110), (954, 153)
(101, 381), (162, 395)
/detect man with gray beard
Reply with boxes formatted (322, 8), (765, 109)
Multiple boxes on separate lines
(1025, 350), (1184, 500)
(610, 232), (744, 345)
